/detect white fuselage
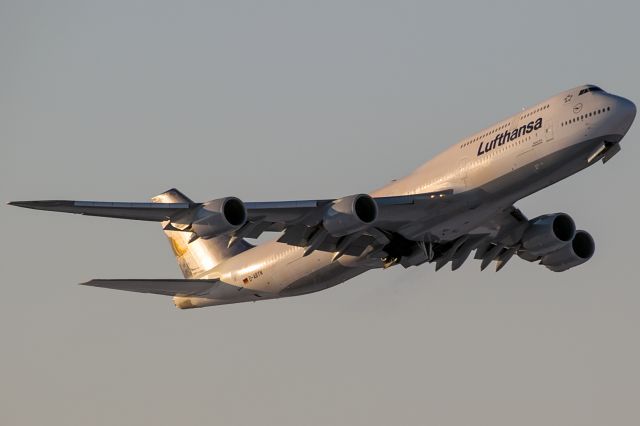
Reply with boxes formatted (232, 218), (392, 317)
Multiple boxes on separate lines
(174, 86), (636, 308)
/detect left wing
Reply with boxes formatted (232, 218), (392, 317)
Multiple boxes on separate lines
(8, 188), (512, 266)
(7, 200), (193, 221)
(8, 190), (461, 228)
(9, 188), (474, 254)
(238, 190), (467, 235)
(9, 189), (585, 272)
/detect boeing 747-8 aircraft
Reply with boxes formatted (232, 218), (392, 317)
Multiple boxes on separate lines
(10, 85), (636, 309)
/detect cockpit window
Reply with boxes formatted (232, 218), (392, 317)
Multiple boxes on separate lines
(579, 86), (604, 96)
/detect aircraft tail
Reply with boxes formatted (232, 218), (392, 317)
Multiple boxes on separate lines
(151, 188), (253, 278)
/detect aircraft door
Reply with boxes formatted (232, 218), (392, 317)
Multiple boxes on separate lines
(545, 119), (554, 142)
(458, 157), (469, 189)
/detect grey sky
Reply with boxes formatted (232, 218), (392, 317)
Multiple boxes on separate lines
(2, 1), (639, 425)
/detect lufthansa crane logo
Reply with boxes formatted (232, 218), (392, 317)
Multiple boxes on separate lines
(573, 103), (583, 114)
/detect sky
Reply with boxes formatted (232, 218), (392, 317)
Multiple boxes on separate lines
(1, 1), (640, 425)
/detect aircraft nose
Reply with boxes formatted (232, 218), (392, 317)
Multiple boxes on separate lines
(618, 96), (636, 130)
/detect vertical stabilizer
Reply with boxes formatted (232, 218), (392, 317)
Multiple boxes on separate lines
(152, 189), (252, 278)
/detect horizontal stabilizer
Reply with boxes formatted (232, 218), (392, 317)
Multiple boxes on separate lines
(8, 200), (193, 222)
(81, 279), (217, 296)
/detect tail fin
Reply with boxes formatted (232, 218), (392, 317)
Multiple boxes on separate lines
(152, 189), (252, 279)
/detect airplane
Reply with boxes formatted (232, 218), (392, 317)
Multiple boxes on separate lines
(9, 84), (636, 309)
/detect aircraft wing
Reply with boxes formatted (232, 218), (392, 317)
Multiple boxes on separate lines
(8, 190), (460, 227)
(9, 190), (567, 272)
(241, 197), (550, 273)
(9, 188), (475, 237)
(10, 188), (481, 258)
(239, 189), (469, 236)
(7, 200), (193, 221)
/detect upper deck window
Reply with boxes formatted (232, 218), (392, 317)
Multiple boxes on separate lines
(579, 86), (604, 96)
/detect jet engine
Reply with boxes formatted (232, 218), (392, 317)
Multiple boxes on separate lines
(323, 194), (378, 237)
(540, 230), (595, 272)
(519, 213), (576, 258)
(189, 197), (247, 238)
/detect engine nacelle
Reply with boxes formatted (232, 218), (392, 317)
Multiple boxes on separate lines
(323, 194), (378, 237)
(541, 230), (595, 272)
(520, 213), (576, 257)
(190, 197), (247, 238)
